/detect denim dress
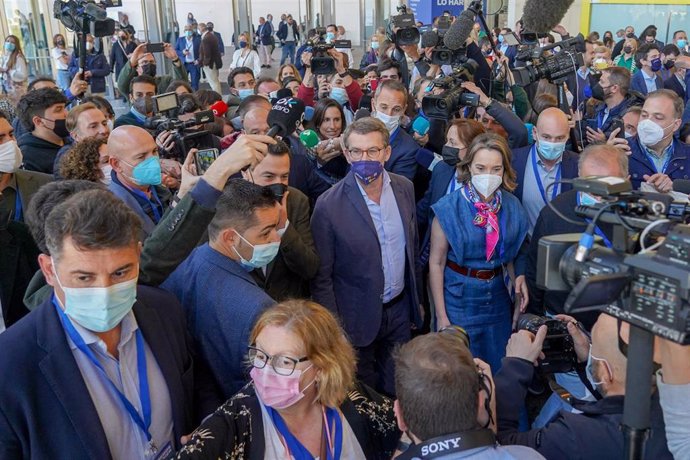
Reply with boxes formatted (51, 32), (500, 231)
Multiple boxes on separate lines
(432, 186), (529, 372)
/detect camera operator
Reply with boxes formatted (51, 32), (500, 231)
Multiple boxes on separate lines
(584, 67), (638, 145)
(298, 48), (363, 110)
(495, 314), (673, 459)
(394, 332), (543, 459)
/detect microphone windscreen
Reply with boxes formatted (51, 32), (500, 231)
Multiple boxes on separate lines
(412, 116), (430, 136)
(443, 9), (476, 51)
(210, 100), (228, 117)
(267, 97), (306, 138)
(421, 30), (439, 49)
(522, 0), (575, 33)
(304, 106), (315, 122)
(673, 179), (690, 195)
(354, 108), (371, 120)
(299, 129), (320, 148)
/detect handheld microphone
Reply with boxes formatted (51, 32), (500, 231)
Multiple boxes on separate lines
(354, 108), (371, 120)
(270, 88), (294, 104)
(210, 100), (228, 117)
(266, 97), (306, 138)
(416, 149), (443, 172)
(299, 129), (321, 149)
(443, 9), (476, 51)
(522, 0), (575, 34)
(412, 117), (430, 136)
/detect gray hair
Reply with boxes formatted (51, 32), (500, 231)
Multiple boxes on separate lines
(342, 117), (390, 150)
(578, 144), (629, 178)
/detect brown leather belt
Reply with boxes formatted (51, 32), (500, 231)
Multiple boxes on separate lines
(446, 260), (502, 280)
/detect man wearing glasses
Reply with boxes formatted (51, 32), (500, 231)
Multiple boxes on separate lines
(311, 117), (422, 397)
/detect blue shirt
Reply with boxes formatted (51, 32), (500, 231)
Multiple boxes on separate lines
(183, 37), (195, 62)
(642, 69), (659, 93)
(522, 146), (562, 233)
(61, 310), (174, 459)
(355, 171), (406, 302)
(639, 138), (675, 173)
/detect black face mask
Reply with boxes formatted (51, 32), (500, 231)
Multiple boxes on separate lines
(45, 118), (70, 138)
(131, 96), (154, 115)
(626, 32), (634, 38)
(664, 60), (675, 70)
(265, 183), (288, 202)
(441, 145), (461, 166)
(623, 46), (633, 55)
(140, 63), (157, 77)
(57, 40), (65, 46)
(591, 82), (609, 101)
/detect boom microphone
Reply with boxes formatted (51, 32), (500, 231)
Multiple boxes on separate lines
(443, 9), (476, 51)
(522, 0), (575, 33)
(421, 30), (440, 49)
(266, 97), (306, 138)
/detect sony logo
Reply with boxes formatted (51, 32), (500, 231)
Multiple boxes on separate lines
(420, 437), (462, 455)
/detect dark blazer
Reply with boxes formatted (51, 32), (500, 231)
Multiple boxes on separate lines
(113, 110), (145, 129)
(310, 171), (422, 347)
(251, 187), (319, 301)
(14, 170), (53, 220)
(416, 162), (456, 264)
(664, 74), (686, 101)
(199, 32), (223, 69)
(68, 52), (111, 93)
(386, 128), (419, 182)
(511, 144), (579, 202)
(213, 31), (225, 55)
(628, 137), (690, 189)
(109, 39), (136, 79)
(285, 136), (332, 202)
(277, 22), (300, 43)
(256, 22), (273, 46)
(0, 220), (40, 328)
(631, 70), (664, 96)
(175, 35), (201, 63)
(0, 286), (219, 459)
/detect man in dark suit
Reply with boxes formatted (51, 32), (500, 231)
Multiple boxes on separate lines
(256, 17), (274, 68)
(200, 24), (223, 94)
(206, 22), (225, 57)
(114, 75), (157, 129)
(628, 89), (690, 191)
(277, 14), (300, 65)
(0, 189), (219, 458)
(631, 43), (664, 96)
(371, 80), (419, 182)
(175, 24), (202, 90)
(240, 139), (319, 300)
(311, 117), (421, 396)
(511, 108), (579, 232)
(585, 66), (634, 145)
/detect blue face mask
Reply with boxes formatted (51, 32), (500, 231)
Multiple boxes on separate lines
(185, 30), (193, 37)
(233, 231), (280, 269)
(124, 156), (162, 186)
(677, 39), (687, 49)
(4, 42), (16, 52)
(238, 88), (254, 100)
(351, 160), (384, 185)
(52, 258), (138, 332)
(536, 137), (566, 161)
(239, 41), (247, 48)
(326, 32), (336, 42)
(498, 35), (505, 44)
(330, 87), (349, 106)
(579, 192), (599, 206)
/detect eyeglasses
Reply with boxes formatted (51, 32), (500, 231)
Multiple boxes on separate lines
(346, 146), (386, 160)
(248, 346), (309, 376)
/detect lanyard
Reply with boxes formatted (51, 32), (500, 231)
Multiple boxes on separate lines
(13, 191), (22, 221)
(269, 405), (343, 460)
(531, 145), (561, 205)
(641, 141), (673, 175)
(389, 127), (400, 144)
(126, 185), (163, 223)
(576, 194), (613, 249)
(52, 297), (155, 446)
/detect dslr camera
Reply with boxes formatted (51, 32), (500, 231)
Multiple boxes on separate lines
(421, 59), (480, 119)
(517, 314), (577, 374)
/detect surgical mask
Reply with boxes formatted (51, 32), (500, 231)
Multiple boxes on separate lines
(100, 164), (113, 185)
(52, 259), (138, 333)
(374, 111), (400, 133)
(185, 30), (193, 37)
(330, 87), (349, 106)
(251, 361), (315, 409)
(498, 35), (505, 44)
(677, 39), (687, 49)
(237, 88), (254, 100)
(472, 174), (502, 197)
(232, 231), (280, 269)
(566, 90), (574, 107)
(592, 58), (608, 70)
(650, 57), (662, 72)
(624, 131), (634, 139)
(140, 62), (157, 77)
(0, 140), (23, 173)
(371, 41), (379, 50)
(536, 137), (566, 161)
(326, 32), (336, 42)
(637, 119), (674, 147)
(42, 117), (70, 138)
(86, 42), (94, 51)
(579, 192), (599, 206)
(239, 41), (247, 48)
(4, 42), (15, 52)
(441, 145), (460, 167)
(131, 96), (154, 115)
(623, 46), (632, 54)
(107, 119), (114, 131)
(123, 156), (162, 186)
(277, 220), (289, 238)
(586, 347), (611, 390)
(351, 160), (384, 185)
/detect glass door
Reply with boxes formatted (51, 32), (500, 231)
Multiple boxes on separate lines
(3, 0), (52, 77)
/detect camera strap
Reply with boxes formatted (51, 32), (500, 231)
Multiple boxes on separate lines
(396, 429), (496, 459)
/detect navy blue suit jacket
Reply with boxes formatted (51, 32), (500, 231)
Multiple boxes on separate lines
(664, 75), (686, 101)
(511, 144), (579, 202)
(175, 35), (201, 62)
(386, 127), (419, 182)
(0, 286), (218, 459)
(631, 70), (664, 96)
(628, 137), (690, 189)
(416, 162), (455, 260)
(310, 172), (421, 347)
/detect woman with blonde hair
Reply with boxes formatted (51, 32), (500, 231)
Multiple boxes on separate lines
(174, 299), (399, 459)
(0, 35), (28, 104)
(229, 32), (262, 76)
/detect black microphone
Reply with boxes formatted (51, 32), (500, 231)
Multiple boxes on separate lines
(270, 88), (294, 104)
(354, 108), (371, 120)
(673, 179), (690, 195)
(421, 30), (440, 49)
(522, 0), (575, 33)
(443, 9), (476, 51)
(266, 97), (306, 138)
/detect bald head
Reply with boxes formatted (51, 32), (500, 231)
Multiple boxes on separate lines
(534, 107), (570, 144)
(591, 314), (628, 397)
(243, 108), (270, 136)
(579, 144), (628, 178)
(108, 126), (159, 188)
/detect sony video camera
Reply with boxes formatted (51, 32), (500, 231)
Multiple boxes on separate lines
(537, 176), (690, 344)
(517, 314), (577, 374)
(305, 28), (344, 75)
(513, 34), (586, 86)
(421, 60), (479, 119)
(389, 5), (420, 46)
(53, 0), (117, 37)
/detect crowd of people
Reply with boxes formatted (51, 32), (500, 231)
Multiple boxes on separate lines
(1, 7), (690, 460)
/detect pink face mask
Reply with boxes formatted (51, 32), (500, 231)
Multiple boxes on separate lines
(251, 360), (316, 409)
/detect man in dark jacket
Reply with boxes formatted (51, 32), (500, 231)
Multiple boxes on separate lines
(16, 88), (69, 174)
(116, 42), (188, 97)
(67, 35), (111, 95)
(175, 24), (202, 90)
(199, 24), (223, 94)
(256, 16), (273, 68)
(277, 14), (300, 65)
(495, 314), (673, 460)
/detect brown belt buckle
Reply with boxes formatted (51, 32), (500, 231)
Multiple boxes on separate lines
(476, 269), (496, 280)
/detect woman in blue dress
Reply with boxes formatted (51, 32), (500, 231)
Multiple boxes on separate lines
(429, 133), (529, 372)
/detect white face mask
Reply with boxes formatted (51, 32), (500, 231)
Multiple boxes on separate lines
(100, 164), (113, 185)
(472, 174), (502, 197)
(374, 110), (400, 133)
(0, 140), (23, 173)
(106, 119), (114, 131)
(637, 119), (675, 147)
(566, 90), (574, 107)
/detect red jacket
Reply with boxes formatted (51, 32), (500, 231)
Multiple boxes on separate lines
(297, 79), (363, 109)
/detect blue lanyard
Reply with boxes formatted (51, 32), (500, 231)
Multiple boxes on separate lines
(641, 140), (674, 175)
(389, 127), (400, 145)
(531, 145), (561, 205)
(268, 405), (343, 460)
(52, 297), (154, 443)
(576, 194), (613, 249)
(13, 191), (22, 221)
(127, 185), (163, 223)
